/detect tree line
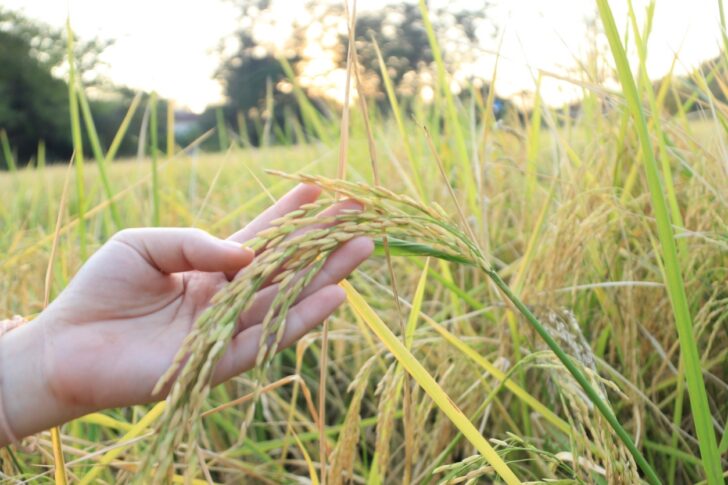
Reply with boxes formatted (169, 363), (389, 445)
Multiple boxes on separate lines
(0, 1), (501, 168)
(2, 2), (723, 169)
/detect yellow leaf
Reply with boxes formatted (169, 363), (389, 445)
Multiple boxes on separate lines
(291, 427), (320, 485)
(341, 280), (520, 485)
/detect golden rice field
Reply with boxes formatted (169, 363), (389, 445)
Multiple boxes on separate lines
(1, 1), (728, 483)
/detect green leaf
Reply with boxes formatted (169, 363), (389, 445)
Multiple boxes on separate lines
(596, 1), (722, 483)
(373, 237), (472, 266)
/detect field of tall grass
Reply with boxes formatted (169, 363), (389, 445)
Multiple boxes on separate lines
(1, 1), (727, 483)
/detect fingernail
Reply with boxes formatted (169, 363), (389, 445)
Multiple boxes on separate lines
(225, 240), (255, 256)
(332, 285), (346, 301)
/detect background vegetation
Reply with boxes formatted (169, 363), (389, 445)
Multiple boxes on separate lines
(1, 0), (727, 483)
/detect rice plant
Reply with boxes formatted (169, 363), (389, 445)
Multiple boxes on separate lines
(1, 1), (727, 484)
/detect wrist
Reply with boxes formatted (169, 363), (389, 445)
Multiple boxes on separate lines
(0, 313), (88, 445)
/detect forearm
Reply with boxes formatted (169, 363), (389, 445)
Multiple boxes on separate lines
(0, 317), (86, 446)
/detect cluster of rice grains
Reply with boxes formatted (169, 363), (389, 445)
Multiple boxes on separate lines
(138, 172), (483, 482)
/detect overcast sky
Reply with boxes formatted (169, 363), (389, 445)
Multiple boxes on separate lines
(2, 0), (724, 112)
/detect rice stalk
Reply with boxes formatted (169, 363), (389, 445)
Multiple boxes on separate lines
(65, 18), (86, 260)
(597, 1), (721, 483)
(417, 0), (477, 215)
(344, 279), (520, 483)
(215, 107), (229, 151)
(132, 171), (670, 483)
(149, 92), (160, 226)
(76, 74), (121, 228)
(167, 100), (175, 159)
(371, 36), (424, 200)
(44, 157), (74, 485)
(291, 425), (320, 485)
(106, 92), (144, 164)
(137, 175), (513, 482)
(328, 355), (376, 484)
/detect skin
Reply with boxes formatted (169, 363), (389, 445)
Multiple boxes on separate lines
(0, 184), (373, 446)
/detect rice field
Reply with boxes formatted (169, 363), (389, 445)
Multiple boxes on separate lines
(1, 1), (728, 483)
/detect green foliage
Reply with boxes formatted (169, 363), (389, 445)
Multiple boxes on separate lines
(1, 5), (728, 481)
(337, 2), (493, 99)
(0, 27), (71, 166)
(0, 8), (175, 167)
(215, 25), (314, 146)
(597, 1), (723, 482)
(657, 56), (728, 115)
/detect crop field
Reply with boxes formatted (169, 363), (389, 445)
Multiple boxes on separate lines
(1, 1), (728, 484)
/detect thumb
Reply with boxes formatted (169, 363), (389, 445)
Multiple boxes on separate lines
(113, 228), (254, 274)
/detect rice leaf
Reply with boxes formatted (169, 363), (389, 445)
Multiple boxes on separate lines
(78, 402), (166, 485)
(66, 18), (86, 260)
(372, 237), (472, 265)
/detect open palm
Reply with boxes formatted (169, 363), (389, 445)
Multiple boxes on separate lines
(39, 184), (372, 414)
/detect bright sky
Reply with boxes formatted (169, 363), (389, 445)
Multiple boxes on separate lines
(2, 0), (724, 112)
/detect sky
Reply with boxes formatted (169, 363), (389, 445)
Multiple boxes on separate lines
(2, 0), (724, 112)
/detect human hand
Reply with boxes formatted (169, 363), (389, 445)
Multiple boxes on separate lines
(0, 184), (372, 444)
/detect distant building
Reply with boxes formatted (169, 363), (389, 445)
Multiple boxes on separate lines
(174, 111), (201, 138)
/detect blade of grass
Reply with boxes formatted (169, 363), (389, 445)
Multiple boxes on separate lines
(77, 413), (133, 432)
(167, 100), (175, 158)
(0, 129), (17, 172)
(45, 158), (74, 485)
(525, 73), (543, 200)
(149, 92), (160, 226)
(291, 426), (320, 485)
(278, 56), (330, 144)
(626, 0), (686, 256)
(341, 280), (521, 485)
(668, 358), (686, 485)
(237, 110), (251, 147)
(262, 78), (274, 147)
(105, 92), (143, 163)
(718, 419), (728, 454)
(425, 314), (570, 435)
(596, 1), (722, 483)
(371, 37), (425, 200)
(216, 107), (229, 151)
(76, 78), (121, 228)
(66, 18), (86, 260)
(404, 258), (429, 348)
(37, 140), (46, 171)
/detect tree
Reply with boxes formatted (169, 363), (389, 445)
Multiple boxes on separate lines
(0, 26), (71, 165)
(215, 1), (313, 145)
(0, 8), (110, 167)
(0, 8), (110, 80)
(216, 32), (303, 143)
(0, 8), (178, 167)
(336, 2), (495, 100)
(667, 56), (726, 115)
